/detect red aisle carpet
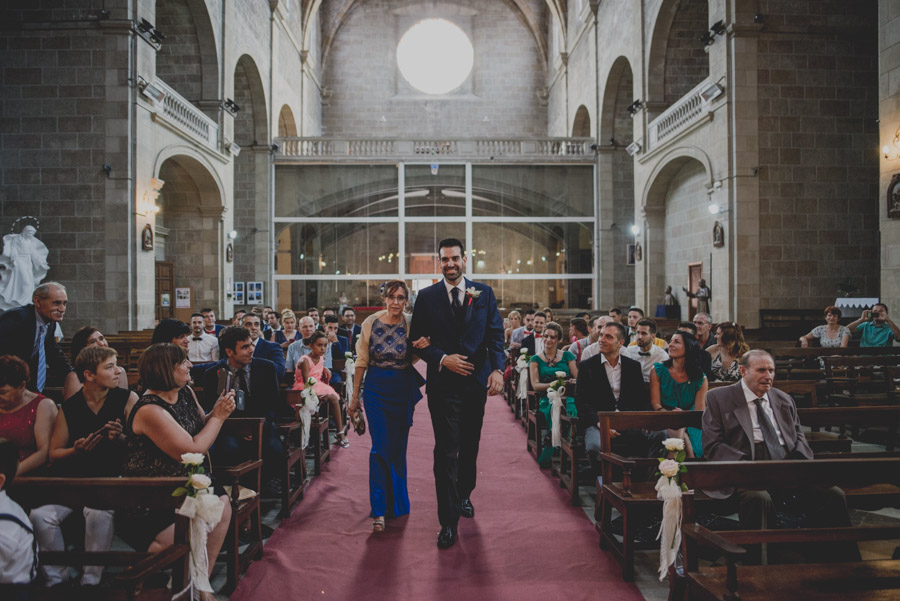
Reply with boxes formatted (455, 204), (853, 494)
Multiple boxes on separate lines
(230, 393), (644, 601)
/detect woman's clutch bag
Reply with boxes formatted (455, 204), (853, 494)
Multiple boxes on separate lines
(350, 407), (366, 436)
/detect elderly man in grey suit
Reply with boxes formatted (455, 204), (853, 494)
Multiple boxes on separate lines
(703, 349), (858, 562)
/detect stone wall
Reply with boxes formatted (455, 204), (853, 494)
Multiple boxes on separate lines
(880, 0), (900, 314)
(757, 0), (880, 310)
(663, 0), (709, 106)
(155, 0), (202, 104)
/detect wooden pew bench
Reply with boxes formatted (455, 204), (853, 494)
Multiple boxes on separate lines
(824, 355), (900, 406)
(676, 458), (900, 601)
(8, 477), (189, 601)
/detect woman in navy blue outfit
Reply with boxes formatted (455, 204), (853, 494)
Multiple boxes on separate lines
(348, 281), (428, 532)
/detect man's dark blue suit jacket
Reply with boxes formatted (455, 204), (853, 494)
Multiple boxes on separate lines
(0, 304), (72, 389)
(252, 337), (286, 379)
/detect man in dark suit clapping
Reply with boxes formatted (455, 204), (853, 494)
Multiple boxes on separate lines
(0, 282), (79, 398)
(574, 321), (665, 475)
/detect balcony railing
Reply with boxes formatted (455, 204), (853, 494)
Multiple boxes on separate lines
(274, 137), (595, 162)
(646, 78), (714, 153)
(150, 78), (219, 152)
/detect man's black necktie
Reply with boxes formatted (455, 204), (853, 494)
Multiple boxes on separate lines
(451, 287), (463, 321)
(753, 398), (786, 460)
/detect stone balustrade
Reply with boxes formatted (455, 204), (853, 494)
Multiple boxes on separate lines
(646, 78), (714, 153)
(151, 77), (219, 152)
(274, 137), (595, 162)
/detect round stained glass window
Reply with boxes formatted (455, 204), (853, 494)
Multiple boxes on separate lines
(396, 18), (474, 95)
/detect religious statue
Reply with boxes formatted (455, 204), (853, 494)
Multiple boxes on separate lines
(664, 286), (679, 306)
(0, 217), (50, 311)
(683, 279), (711, 315)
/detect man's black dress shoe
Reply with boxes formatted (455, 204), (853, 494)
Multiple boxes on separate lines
(437, 525), (457, 549)
(460, 498), (475, 519)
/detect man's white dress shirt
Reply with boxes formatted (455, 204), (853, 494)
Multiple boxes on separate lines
(188, 332), (219, 363)
(622, 344), (669, 382)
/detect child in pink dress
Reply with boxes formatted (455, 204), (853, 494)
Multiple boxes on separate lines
(292, 331), (347, 447)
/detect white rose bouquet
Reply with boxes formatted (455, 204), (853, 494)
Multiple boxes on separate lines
(173, 453), (225, 593)
(655, 438), (688, 581)
(173, 453), (210, 497)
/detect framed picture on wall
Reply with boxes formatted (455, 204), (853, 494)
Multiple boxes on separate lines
(247, 281), (263, 305)
(233, 282), (245, 305)
(626, 243), (635, 266)
(888, 173), (900, 219)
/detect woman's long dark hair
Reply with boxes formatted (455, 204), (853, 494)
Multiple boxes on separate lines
(664, 331), (704, 382)
(70, 326), (100, 365)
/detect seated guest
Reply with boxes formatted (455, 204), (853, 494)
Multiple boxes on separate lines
(151, 318), (190, 350)
(241, 313), (286, 379)
(703, 350), (858, 563)
(70, 326), (128, 389)
(504, 310), (522, 349)
(707, 323), (749, 382)
(578, 316), (614, 361)
(275, 310), (302, 349)
(0, 437), (37, 594)
(200, 308), (224, 337)
(202, 327), (285, 490)
(626, 307), (644, 344)
(847, 303), (899, 347)
(541, 307), (554, 324)
(528, 322), (577, 467)
(120, 343), (233, 601)
(677, 322), (713, 381)
(264, 311), (282, 341)
(521, 311), (547, 356)
(338, 307), (361, 350)
(622, 318), (669, 382)
(285, 316), (317, 379)
(608, 306), (624, 324)
(232, 309), (247, 326)
(509, 308), (535, 351)
(575, 322), (664, 475)
(0, 282), (79, 399)
(566, 317), (589, 350)
(799, 306), (850, 348)
(39, 347), (138, 587)
(306, 307), (321, 331)
(323, 314), (350, 386)
(0, 355), (57, 477)
(187, 313), (219, 363)
(294, 331), (347, 448)
(692, 312), (715, 350)
(650, 331), (707, 458)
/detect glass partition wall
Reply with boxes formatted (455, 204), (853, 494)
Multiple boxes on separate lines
(274, 163), (595, 310)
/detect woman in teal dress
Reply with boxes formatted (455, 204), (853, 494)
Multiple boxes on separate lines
(528, 321), (578, 467)
(649, 331), (708, 458)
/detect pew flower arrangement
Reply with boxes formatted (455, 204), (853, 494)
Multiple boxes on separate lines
(515, 348), (531, 402)
(656, 437), (687, 581)
(297, 377), (320, 450)
(343, 352), (356, 406)
(547, 371), (568, 447)
(173, 453), (225, 594)
(516, 347), (531, 369)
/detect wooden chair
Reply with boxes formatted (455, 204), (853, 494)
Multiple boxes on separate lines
(823, 355), (900, 406)
(525, 386), (545, 462)
(676, 457), (900, 601)
(212, 417), (265, 594)
(558, 412), (590, 505)
(285, 388), (330, 475)
(276, 390), (309, 518)
(9, 477), (190, 601)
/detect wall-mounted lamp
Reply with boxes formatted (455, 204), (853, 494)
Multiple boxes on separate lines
(700, 82), (724, 102)
(269, 143), (280, 155)
(626, 99), (644, 116)
(700, 20), (726, 50)
(227, 230), (238, 240)
(136, 18), (166, 48)
(630, 225), (640, 236)
(137, 76), (166, 103)
(223, 98), (241, 115)
(883, 126), (900, 160)
(224, 140), (241, 157)
(626, 140), (642, 156)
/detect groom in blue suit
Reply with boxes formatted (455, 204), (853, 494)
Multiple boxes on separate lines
(411, 238), (505, 549)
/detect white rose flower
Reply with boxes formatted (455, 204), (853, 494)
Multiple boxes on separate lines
(520, 348), (528, 355)
(181, 452), (205, 466)
(555, 371), (566, 378)
(345, 351), (353, 358)
(659, 459), (679, 478)
(307, 377), (317, 387)
(663, 438), (685, 452)
(190, 474), (212, 490)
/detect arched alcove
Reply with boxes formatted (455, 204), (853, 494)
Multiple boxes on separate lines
(572, 105), (591, 137)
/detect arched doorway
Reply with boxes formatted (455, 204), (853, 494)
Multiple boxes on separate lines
(572, 105), (591, 137)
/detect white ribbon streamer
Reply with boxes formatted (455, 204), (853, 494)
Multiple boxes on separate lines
(515, 361), (529, 401)
(343, 360), (355, 404)
(297, 388), (320, 449)
(174, 493), (225, 593)
(547, 385), (565, 447)
(655, 475), (683, 581)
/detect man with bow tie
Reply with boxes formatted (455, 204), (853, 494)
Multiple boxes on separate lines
(521, 311), (547, 356)
(622, 318), (668, 382)
(187, 313), (219, 363)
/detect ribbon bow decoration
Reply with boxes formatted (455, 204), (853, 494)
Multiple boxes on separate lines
(175, 493), (225, 593)
(547, 384), (566, 447)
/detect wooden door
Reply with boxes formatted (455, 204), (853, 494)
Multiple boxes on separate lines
(687, 262), (702, 321)
(155, 261), (174, 322)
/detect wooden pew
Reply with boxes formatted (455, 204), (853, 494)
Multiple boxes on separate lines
(285, 389), (330, 475)
(824, 355), (900, 406)
(798, 406), (900, 454)
(9, 477), (190, 600)
(677, 458), (900, 601)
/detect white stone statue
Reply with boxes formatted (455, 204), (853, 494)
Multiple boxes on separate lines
(0, 219), (50, 310)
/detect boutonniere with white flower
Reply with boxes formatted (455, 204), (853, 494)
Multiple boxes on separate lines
(655, 437), (688, 581)
(465, 286), (481, 306)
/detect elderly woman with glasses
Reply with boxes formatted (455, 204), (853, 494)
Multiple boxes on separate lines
(348, 281), (430, 532)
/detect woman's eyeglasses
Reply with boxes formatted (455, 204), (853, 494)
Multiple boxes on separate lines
(387, 296), (407, 304)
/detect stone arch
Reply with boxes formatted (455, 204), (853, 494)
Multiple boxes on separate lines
(154, 152), (224, 309)
(571, 105), (591, 137)
(640, 149), (713, 315)
(155, 0), (220, 118)
(232, 54), (271, 288)
(645, 0), (710, 116)
(278, 104), (298, 137)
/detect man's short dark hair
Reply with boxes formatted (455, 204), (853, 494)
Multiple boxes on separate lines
(534, 311), (547, 320)
(306, 307), (318, 313)
(602, 321), (628, 342)
(201, 308), (214, 314)
(151, 319), (190, 344)
(75, 346), (118, 383)
(609, 307), (622, 316)
(190, 312), (203, 319)
(438, 238), (465, 255)
(219, 326), (251, 353)
(234, 310), (246, 319)
(571, 317), (589, 336)
(575, 312), (591, 320)
(342, 306), (355, 316)
(636, 318), (657, 335)
(324, 314), (339, 325)
(873, 303), (889, 313)
(523, 308), (536, 317)
(323, 307), (337, 314)
(628, 306), (644, 316)
(0, 438), (19, 489)
(678, 321), (698, 335)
